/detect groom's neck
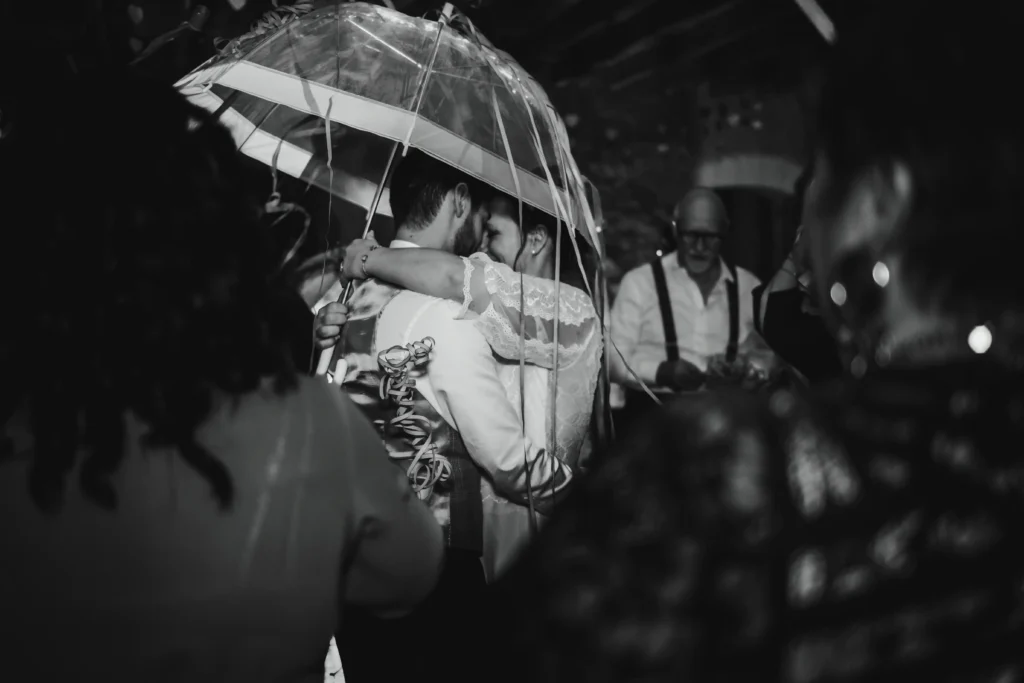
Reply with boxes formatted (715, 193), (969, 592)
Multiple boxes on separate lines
(393, 222), (446, 249)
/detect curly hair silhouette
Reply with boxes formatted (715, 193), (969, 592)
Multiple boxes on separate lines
(3, 71), (298, 513)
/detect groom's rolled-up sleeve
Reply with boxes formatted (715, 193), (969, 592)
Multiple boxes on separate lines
(414, 301), (572, 508)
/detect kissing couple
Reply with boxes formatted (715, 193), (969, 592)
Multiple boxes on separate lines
(316, 150), (601, 682)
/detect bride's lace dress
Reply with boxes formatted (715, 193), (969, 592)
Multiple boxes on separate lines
(457, 253), (602, 580)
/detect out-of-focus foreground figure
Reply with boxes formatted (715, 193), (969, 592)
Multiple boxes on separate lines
(0, 73), (442, 682)
(490, 1), (1024, 681)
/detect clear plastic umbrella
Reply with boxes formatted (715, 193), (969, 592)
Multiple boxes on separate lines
(176, 1), (597, 248)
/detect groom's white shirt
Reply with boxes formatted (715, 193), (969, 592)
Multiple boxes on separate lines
(375, 240), (570, 500)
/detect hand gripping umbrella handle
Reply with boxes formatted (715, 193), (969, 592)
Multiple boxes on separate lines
(314, 280), (356, 380)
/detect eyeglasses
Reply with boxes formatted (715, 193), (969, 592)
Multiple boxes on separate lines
(680, 231), (722, 247)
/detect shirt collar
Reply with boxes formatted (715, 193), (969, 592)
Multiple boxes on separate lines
(389, 239), (420, 250)
(665, 251), (734, 283)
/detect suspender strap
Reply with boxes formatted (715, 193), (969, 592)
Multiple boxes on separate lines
(752, 284), (765, 336)
(726, 272), (739, 362)
(650, 258), (679, 363)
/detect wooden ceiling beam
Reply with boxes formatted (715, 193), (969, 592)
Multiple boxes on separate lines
(596, 0), (743, 70)
(696, 34), (808, 87)
(542, 0), (749, 81)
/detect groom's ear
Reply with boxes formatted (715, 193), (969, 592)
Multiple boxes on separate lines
(452, 182), (471, 218)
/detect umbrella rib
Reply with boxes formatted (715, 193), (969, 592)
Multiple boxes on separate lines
(227, 6), (313, 72)
(240, 102), (281, 150)
(345, 17), (423, 68)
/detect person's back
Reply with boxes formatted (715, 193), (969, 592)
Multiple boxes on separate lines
(338, 279), (486, 552)
(0, 72), (442, 682)
(0, 377), (434, 682)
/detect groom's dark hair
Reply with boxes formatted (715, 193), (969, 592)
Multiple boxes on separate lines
(388, 149), (490, 230)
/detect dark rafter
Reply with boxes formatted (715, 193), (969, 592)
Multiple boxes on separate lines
(535, 0), (750, 80)
(381, 0), (836, 87)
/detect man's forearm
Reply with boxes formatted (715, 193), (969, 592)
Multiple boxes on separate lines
(487, 456), (571, 516)
(484, 443), (572, 505)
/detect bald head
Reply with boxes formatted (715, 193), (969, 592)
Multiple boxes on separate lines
(672, 187), (729, 230)
(673, 187), (728, 276)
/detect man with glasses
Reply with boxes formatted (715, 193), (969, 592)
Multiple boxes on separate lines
(609, 187), (761, 422)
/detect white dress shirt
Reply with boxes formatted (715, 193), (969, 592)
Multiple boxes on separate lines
(609, 252), (761, 389)
(375, 240), (571, 507)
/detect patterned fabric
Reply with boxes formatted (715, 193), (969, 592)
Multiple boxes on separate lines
(338, 279), (483, 555)
(458, 253), (602, 468)
(496, 358), (1024, 683)
(452, 253), (601, 579)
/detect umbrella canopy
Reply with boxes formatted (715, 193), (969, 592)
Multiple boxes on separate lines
(176, 1), (597, 247)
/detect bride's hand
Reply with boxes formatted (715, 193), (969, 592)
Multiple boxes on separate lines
(342, 232), (381, 280)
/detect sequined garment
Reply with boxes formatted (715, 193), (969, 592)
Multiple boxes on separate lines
(493, 358), (1024, 683)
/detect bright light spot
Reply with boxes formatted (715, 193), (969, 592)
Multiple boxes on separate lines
(968, 325), (992, 354)
(752, 120), (763, 130)
(872, 261), (890, 287)
(727, 113), (741, 127)
(656, 249), (664, 257)
(595, 225), (603, 233)
(830, 282), (847, 306)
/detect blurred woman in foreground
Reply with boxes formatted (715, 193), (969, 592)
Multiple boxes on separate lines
(0, 74), (442, 682)
(491, 2), (1024, 682)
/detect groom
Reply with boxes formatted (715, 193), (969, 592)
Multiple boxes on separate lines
(315, 150), (571, 681)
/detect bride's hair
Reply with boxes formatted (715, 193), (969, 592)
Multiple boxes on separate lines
(528, 206), (596, 293)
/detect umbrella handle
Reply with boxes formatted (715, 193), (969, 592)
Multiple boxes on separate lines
(314, 280), (356, 378)
(314, 346), (334, 378)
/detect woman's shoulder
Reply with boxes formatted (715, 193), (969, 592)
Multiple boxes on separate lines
(208, 376), (373, 476)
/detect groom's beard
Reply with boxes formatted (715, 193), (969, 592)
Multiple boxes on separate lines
(452, 221), (480, 257)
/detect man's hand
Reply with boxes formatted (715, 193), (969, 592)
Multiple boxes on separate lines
(706, 340), (786, 391)
(342, 232), (381, 280)
(706, 354), (746, 385)
(314, 302), (350, 350)
(655, 358), (705, 391)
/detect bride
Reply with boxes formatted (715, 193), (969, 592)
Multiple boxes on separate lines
(341, 194), (602, 581)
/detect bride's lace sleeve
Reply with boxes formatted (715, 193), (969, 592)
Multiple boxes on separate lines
(456, 253), (599, 370)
